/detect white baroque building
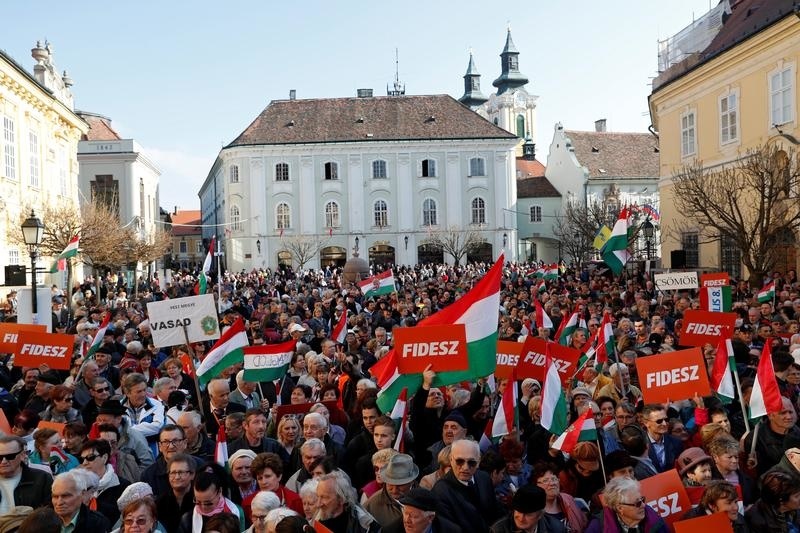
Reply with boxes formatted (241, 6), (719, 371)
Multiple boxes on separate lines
(199, 93), (519, 270)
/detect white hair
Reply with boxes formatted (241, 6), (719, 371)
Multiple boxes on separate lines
(265, 508), (299, 530)
(69, 469), (100, 493)
(251, 490), (281, 514)
(299, 478), (319, 500)
(177, 410), (202, 427)
(304, 412), (328, 430)
(300, 437), (326, 455)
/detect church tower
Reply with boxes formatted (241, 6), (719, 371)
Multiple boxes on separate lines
(458, 52), (489, 109)
(492, 29), (529, 95)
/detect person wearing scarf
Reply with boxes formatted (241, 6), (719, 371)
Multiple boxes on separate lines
(79, 439), (130, 525)
(178, 471), (245, 533)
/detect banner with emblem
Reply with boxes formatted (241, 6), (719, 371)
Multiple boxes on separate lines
(146, 294), (220, 347)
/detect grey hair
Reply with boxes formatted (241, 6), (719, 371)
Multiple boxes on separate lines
(54, 471), (87, 493)
(371, 448), (399, 466)
(152, 377), (174, 395)
(603, 476), (642, 510)
(299, 478), (319, 500)
(70, 469), (100, 493)
(122, 372), (147, 393)
(177, 410), (202, 427)
(301, 437), (326, 455)
(318, 471), (357, 507)
(265, 508), (299, 530)
(304, 412), (328, 431)
(450, 389), (471, 409)
(451, 438), (480, 458)
(251, 490), (281, 514)
(357, 378), (377, 390)
(125, 341), (143, 355)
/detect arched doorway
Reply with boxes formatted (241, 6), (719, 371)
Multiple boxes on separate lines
(320, 246), (347, 268)
(467, 242), (493, 264)
(369, 244), (395, 268)
(417, 243), (444, 264)
(277, 251), (292, 269)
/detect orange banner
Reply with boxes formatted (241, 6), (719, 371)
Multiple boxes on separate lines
(640, 470), (692, 529)
(700, 272), (730, 287)
(637, 347), (710, 404)
(679, 310), (737, 347)
(0, 323), (47, 353)
(395, 324), (468, 374)
(14, 331), (74, 370)
(495, 340), (524, 380)
(37, 421), (66, 435)
(674, 511), (733, 533)
(516, 337), (582, 385)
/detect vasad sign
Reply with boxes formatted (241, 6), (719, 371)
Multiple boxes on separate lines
(395, 324), (468, 373)
(516, 336), (581, 385)
(654, 272), (699, 291)
(679, 310), (737, 347)
(146, 294), (220, 347)
(637, 347), (710, 404)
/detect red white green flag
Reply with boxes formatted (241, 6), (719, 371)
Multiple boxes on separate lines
(710, 336), (735, 404)
(540, 343), (569, 435)
(749, 343), (783, 419)
(243, 338), (296, 382)
(534, 298), (553, 330)
(491, 375), (518, 438)
(551, 408), (597, 453)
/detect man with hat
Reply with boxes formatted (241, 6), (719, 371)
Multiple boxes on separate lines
(24, 370), (60, 415)
(364, 453), (418, 527)
(604, 450), (637, 481)
(490, 485), (563, 533)
(382, 487), (458, 533)
(425, 410), (468, 472)
(95, 398), (154, 469)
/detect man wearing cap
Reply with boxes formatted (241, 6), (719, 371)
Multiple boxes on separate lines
(364, 453), (418, 527)
(490, 484), (563, 533)
(24, 370), (60, 415)
(95, 398), (154, 469)
(425, 411), (468, 472)
(382, 487), (458, 533)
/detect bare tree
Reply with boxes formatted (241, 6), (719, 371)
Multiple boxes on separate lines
(281, 234), (328, 269)
(670, 143), (800, 285)
(552, 200), (610, 265)
(425, 226), (485, 266)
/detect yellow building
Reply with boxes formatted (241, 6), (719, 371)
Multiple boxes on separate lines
(650, 0), (800, 278)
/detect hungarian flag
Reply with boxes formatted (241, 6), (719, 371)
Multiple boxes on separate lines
(534, 298), (553, 330)
(544, 264), (559, 281)
(580, 311), (616, 372)
(601, 208), (632, 276)
(534, 280), (546, 294)
(331, 310), (348, 345)
(49, 447), (69, 472)
(711, 337), (736, 404)
(390, 388), (408, 452)
(198, 236), (215, 295)
(699, 285), (733, 312)
(84, 313), (111, 360)
(491, 376), (518, 438)
(359, 270), (396, 298)
(196, 318), (248, 386)
(243, 338), (295, 382)
(749, 343), (783, 419)
(557, 308), (585, 346)
(540, 344), (569, 435)
(551, 408), (597, 453)
(757, 282), (775, 304)
(479, 421), (498, 452)
(374, 255), (502, 413)
(214, 424), (228, 467)
(533, 266), (545, 278)
(49, 234), (80, 273)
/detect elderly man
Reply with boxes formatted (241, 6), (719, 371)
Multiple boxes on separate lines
(12, 368), (39, 411)
(229, 370), (269, 411)
(141, 424), (202, 497)
(597, 363), (642, 405)
(316, 471), (380, 532)
(292, 412), (345, 469)
(121, 372), (165, 457)
(94, 346), (121, 390)
(25, 370), (60, 414)
(227, 408), (282, 456)
(383, 488), (457, 533)
(95, 398), (154, 469)
(364, 453), (418, 527)
(71, 360), (99, 408)
(81, 377), (112, 428)
(0, 435), (51, 512)
(156, 453), (196, 533)
(431, 439), (503, 533)
(285, 438), (327, 492)
(177, 410), (214, 462)
(203, 378), (246, 437)
(52, 471), (110, 530)
(424, 411), (468, 472)
(744, 396), (800, 476)
(153, 377), (177, 407)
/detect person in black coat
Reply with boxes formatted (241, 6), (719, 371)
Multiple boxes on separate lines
(51, 473), (111, 532)
(203, 378), (247, 438)
(382, 487), (460, 533)
(431, 439), (504, 533)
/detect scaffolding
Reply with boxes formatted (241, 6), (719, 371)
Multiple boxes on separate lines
(657, 0), (731, 72)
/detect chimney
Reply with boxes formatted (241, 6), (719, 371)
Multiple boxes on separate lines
(357, 88), (373, 98)
(173, 205), (178, 215)
(595, 119), (607, 132)
(289, 89), (296, 100)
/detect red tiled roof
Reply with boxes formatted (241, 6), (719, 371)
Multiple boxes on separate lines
(228, 94), (516, 146)
(516, 158), (546, 178)
(563, 131), (659, 179)
(171, 210), (201, 237)
(78, 113), (122, 141)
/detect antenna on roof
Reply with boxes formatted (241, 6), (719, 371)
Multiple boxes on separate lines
(387, 48), (405, 96)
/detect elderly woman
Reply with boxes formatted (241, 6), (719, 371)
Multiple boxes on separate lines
(532, 462), (588, 532)
(162, 356), (195, 398)
(246, 491), (281, 533)
(586, 476), (667, 532)
(40, 385), (82, 423)
(299, 478), (320, 522)
(80, 439), (130, 525)
(682, 480), (747, 532)
(745, 471), (800, 531)
(360, 448), (399, 503)
(496, 439), (532, 500)
(112, 496), (166, 533)
(30, 427), (79, 474)
(709, 435), (756, 505)
(250, 452), (304, 515)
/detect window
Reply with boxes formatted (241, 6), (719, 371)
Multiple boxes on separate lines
(530, 205), (542, 223)
(720, 93), (738, 144)
(91, 175), (120, 214)
(324, 201), (340, 228)
(720, 234), (741, 280)
(59, 149), (68, 197)
(230, 165), (239, 183)
(276, 202), (291, 229)
(324, 161), (338, 180)
(681, 111), (696, 157)
(3, 116), (15, 180)
(770, 65), (794, 126)
(275, 163), (289, 181)
(230, 205), (241, 231)
(471, 197), (486, 225)
(516, 115), (525, 138)
(681, 232), (699, 268)
(372, 160), (387, 179)
(179, 241), (187, 254)
(469, 157), (485, 176)
(374, 200), (388, 227)
(421, 159), (436, 177)
(423, 198), (437, 226)
(8, 250), (19, 266)
(29, 131), (39, 187)
(196, 241), (203, 254)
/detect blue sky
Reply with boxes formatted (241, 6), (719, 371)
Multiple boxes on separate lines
(3, 0), (712, 210)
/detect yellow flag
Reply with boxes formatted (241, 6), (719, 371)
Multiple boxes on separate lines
(593, 225), (612, 250)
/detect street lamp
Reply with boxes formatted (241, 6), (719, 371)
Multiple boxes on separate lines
(404, 235), (409, 250)
(503, 232), (508, 248)
(256, 239), (261, 254)
(21, 210), (44, 323)
(354, 236), (359, 253)
(642, 217), (654, 259)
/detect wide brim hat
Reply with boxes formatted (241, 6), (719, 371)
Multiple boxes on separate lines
(380, 453), (419, 485)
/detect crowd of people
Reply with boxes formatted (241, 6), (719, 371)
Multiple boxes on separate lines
(0, 260), (799, 532)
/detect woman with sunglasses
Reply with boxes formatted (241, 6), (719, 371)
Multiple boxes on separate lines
(41, 385), (83, 424)
(80, 439), (130, 526)
(586, 476), (667, 532)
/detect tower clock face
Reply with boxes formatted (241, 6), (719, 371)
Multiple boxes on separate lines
(514, 92), (526, 108)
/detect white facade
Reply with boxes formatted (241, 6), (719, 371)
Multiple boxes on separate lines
(478, 89), (538, 147)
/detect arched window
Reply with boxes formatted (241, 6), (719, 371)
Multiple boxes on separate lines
(374, 200), (388, 227)
(469, 157), (485, 177)
(372, 160), (387, 179)
(275, 162), (289, 181)
(516, 114), (525, 138)
(421, 159), (436, 178)
(324, 161), (338, 180)
(229, 165), (239, 183)
(230, 205), (241, 231)
(423, 198), (437, 226)
(276, 203), (291, 229)
(325, 201), (340, 228)
(471, 197), (486, 225)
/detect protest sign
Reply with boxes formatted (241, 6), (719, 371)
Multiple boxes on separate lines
(14, 330), (74, 370)
(640, 470), (691, 528)
(674, 512), (733, 533)
(516, 337), (581, 385)
(679, 310), (738, 347)
(395, 324), (468, 374)
(276, 400), (340, 421)
(37, 421), (66, 435)
(700, 273), (730, 287)
(0, 323), (46, 352)
(495, 340), (524, 379)
(637, 347), (710, 404)
(654, 272), (699, 291)
(146, 294), (220, 347)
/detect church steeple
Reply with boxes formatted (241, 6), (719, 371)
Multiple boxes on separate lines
(458, 52), (488, 109)
(492, 29), (529, 95)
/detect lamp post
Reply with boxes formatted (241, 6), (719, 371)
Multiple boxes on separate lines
(404, 235), (409, 250)
(502, 232), (508, 248)
(642, 217), (654, 260)
(21, 210), (44, 323)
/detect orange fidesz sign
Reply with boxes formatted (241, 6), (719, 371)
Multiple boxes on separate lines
(13, 330), (74, 370)
(394, 324), (468, 373)
(637, 347), (711, 404)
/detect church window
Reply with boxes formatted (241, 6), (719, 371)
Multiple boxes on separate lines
(471, 197), (486, 225)
(275, 162), (289, 181)
(372, 160), (387, 179)
(516, 115), (525, 138)
(324, 161), (338, 180)
(530, 205), (542, 223)
(325, 201), (340, 228)
(423, 198), (438, 226)
(421, 159), (436, 178)
(230, 205), (242, 231)
(374, 200), (388, 227)
(469, 157), (485, 177)
(230, 165), (239, 183)
(276, 203), (291, 229)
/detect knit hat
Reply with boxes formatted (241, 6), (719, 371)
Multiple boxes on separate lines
(228, 449), (257, 469)
(117, 482), (154, 511)
(511, 485), (546, 513)
(443, 411), (467, 428)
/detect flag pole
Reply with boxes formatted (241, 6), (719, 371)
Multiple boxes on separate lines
(182, 325), (206, 418)
(732, 361), (751, 434)
(596, 436), (608, 484)
(216, 234), (222, 314)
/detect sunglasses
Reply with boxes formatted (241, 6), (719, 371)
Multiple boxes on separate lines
(0, 450), (21, 462)
(619, 497), (646, 508)
(80, 454), (100, 463)
(454, 458), (478, 468)
(651, 418), (668, 425)
(94, 387), (110, 393)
